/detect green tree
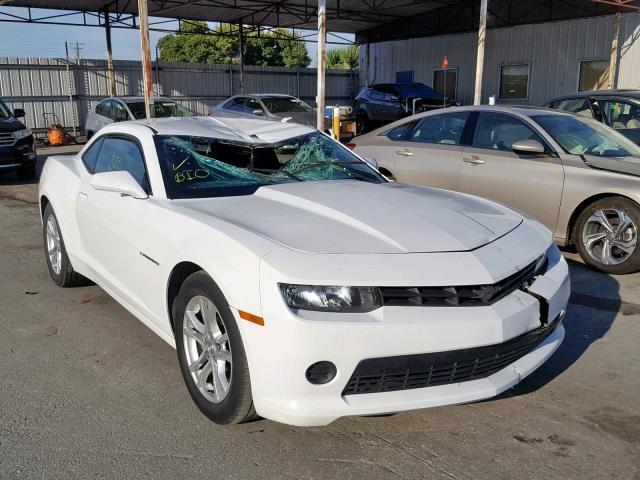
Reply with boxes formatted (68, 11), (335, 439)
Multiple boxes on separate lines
(326, 45), (359, 70)
(157, 22), (311, 68)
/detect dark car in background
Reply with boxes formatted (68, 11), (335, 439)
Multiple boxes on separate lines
(354, 82), (455, 133)
(0, 98), (36, 180)
(547, 90), (640, 145)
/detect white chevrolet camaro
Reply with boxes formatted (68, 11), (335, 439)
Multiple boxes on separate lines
(39, 116), (570, 427)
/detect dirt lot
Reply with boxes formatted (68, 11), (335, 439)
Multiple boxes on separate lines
(0, 146), (638, 479)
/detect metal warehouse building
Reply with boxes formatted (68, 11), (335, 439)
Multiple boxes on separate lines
(359, 9), (640, 107)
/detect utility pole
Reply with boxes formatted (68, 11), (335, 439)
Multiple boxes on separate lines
(138, 0), (154, 119)
(473, 0), (487, 105)
(104, 9), (117, 97)
(316, 0), (327, 131)
(69, 42), (85, 62)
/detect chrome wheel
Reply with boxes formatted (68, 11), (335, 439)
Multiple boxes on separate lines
(46, 214), (62, 275)
(582, 208), (637, 266)
(182, 295), (232, 403)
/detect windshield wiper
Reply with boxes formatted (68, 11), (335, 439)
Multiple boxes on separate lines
(248, 167), (302, 182)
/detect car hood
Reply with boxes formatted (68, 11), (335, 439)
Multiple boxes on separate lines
(0, 116), (26, 133)
(583, 154), (640, 178)
(176, 181), (523, 254)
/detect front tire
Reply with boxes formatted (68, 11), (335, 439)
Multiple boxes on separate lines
(43, 204), (88, 287)
(173, 271), (256, 425)
(574, 196), (640, 274)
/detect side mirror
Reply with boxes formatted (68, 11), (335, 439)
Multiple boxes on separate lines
(512, 139), (545, 155)
(252, 109), (264, 116)
(90, 171), (148, 199)
(363, 157), (379, 170)
(13, 108), (25, 119)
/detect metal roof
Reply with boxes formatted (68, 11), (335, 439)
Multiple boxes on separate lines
(2, 0), (464, 34)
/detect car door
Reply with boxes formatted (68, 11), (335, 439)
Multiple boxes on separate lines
(457, 111), (564, 231)
(75, 134), (157, 319)
(391, 111), (470, 190)
(599, 99), (640, 145)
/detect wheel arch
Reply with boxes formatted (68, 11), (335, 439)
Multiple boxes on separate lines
(566, 192), (640, 245)
(40, 194), (50, 219)
(166, 261), (204, 335)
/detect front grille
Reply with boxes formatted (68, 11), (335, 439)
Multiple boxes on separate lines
(342, 316), (560, 396)
(0, 132), (15, 147)
(380, 257), (544, 307)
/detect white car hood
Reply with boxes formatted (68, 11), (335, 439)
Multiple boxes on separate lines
(176, 181), (523, 254)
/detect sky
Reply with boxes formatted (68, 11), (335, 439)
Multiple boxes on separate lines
(0, 7), (352, 67)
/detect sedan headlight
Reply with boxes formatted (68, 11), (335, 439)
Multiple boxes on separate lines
(13, 128), (32, 140)
(279, 284), (382, 313)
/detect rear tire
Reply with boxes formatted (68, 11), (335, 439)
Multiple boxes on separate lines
(42, 204), (88, 287)
(173, 271), (257, 425)
(574, 196), (640, 274)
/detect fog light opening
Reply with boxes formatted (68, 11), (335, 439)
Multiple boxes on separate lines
(306, 361), (337, 385)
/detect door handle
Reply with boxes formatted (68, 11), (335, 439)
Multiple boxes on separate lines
(396, 149), (414, 156)
(463, 156), (485, 164)
(79, 192), (88, 200)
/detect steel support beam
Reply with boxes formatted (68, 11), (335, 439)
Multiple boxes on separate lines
(474, 0), (487, 105)
(138, 0), (154, 118)
(316, 0), (326, 131)
(104, 9), (117, 97)
(609, 10), (621, 89)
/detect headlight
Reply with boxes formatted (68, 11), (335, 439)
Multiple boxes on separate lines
(13, 128), (32, 140)
(279, 284), (382, 313)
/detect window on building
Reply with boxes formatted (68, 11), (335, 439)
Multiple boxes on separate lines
(433, 68), (457, 101)
(578, 60), (610, 92)
(499, 64), (529, 100)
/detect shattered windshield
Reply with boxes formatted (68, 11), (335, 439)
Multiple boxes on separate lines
(155, 131), (385, 198)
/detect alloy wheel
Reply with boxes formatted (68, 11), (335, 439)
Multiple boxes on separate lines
(581, 208), (637, 266)
(46, 215), (62, 275)
(182, 295), (232, 403)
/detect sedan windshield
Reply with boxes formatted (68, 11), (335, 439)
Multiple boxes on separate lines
(127, 101), (193, 120)
(155, 131), (385, 198)
(261, 97), (313, 114)
(532, 114), (640, 158)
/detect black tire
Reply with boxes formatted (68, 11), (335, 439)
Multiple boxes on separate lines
(574, 196), (640, 275)
(17, 163), (36, 181)
(42, 204), (88, 287)
(173, 271), (257, 425)
(86, 131), (94, 141)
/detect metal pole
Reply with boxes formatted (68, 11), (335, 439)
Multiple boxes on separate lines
(238, 21), (245, 94)
(474, 0), (487, 105)
(316, 0), (327, 131)
(138, 0), (154, 118)
(609, 11), (621, 90)
(443, 69), (447, 108)
(104, 9), (116, 97)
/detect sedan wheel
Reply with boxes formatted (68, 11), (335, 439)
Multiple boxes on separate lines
(174, 271), (256, 425)
(575, 197), (640, 274)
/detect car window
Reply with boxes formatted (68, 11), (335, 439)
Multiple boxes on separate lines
(261, 97), (312, 113)
(532, 114), (640, 157)
(94, 137), (150, 193)
(126, 101), (193, 119)
(112, 101), (129, 122)
(97, 100), (114, 119)
(385, 121), (417, 141)
(560, 98), (593, 119)
(223, 97), (246, 112)
(409, 112), (469, 145)
(473, 112), (544, 152)
(246, 99), (264, 114)
(601, 100), (640, 130)
(81, 137), (104, 173)
(370, 88), (386, 101)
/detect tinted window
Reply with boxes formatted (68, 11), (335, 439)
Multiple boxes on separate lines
(385, 121), (417, 141)
(112, 101), (129, 122)
(409, 112), (469, 145)
(261, 97), (312, 113)
(560, 98), (593, 119)
(473, 112), (543, 152)
(246, 98), (264, 114)
(96, 100), (114, 119)
(127, 101), (192, 119)
(224, 98), (247, 112)
(601, 100), (640, 130)
(81, 137), (104, 173)
(94, 137), (150, 193)
(533, 114), (640, 157)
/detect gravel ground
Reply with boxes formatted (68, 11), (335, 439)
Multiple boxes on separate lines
(0, 146), (638, 479)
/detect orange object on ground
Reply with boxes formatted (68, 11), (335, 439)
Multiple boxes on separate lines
(48, 124), (67, 146)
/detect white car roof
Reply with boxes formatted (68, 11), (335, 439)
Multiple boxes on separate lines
(124, 116), (316, 144)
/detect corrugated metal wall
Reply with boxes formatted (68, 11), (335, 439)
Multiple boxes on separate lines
(360, 13), (640, 106)
(0, 58), (357, 134)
